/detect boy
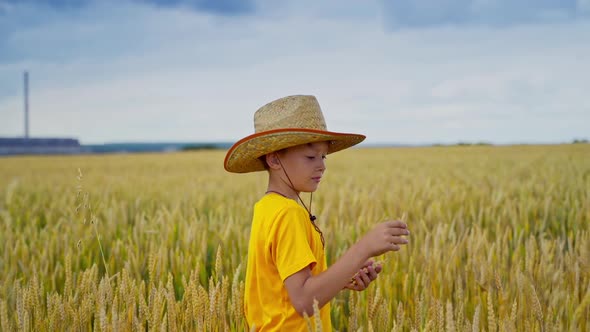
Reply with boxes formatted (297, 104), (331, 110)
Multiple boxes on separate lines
(224, 95), (409, 331)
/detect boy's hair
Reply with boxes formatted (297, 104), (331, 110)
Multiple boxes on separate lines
(259, 155), (270, 170)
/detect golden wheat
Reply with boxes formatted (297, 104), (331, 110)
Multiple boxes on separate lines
(0, 145), (588, 331)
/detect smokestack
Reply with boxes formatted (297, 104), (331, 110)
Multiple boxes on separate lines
(24, 71), (29, 139)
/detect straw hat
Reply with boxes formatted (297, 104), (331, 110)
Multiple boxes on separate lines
(224, 95), (366, 173)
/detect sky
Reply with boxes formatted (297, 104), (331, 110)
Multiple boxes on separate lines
(1, 0), (589, 145)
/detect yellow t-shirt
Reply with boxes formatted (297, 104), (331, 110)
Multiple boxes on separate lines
(244, 193), (331, 331)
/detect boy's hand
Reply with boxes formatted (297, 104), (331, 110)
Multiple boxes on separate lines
(345, 260), (382, 291)
(359, 220), (409, 258)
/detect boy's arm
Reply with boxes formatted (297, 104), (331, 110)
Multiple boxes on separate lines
(284, 220), (409, 316)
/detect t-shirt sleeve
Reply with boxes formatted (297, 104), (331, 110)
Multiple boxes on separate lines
(271, 206), (317, 282)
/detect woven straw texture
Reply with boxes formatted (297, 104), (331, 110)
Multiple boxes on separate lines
(224, 95), (365, 173)
(254, 95), (327, 132)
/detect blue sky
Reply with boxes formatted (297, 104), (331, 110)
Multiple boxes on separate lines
(1, 0), (589, 145)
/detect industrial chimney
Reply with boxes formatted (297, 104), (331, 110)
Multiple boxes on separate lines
(24, 71), (29, 139)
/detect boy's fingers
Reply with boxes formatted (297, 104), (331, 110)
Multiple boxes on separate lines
(384, 228), (410, 237)
(375, 265), (382, 273)
(392, 237), (409, 245)
(367, 265), (378, 280)
(356, 269), (371, 285)
(384, 220), (407, 229)
(393, 228), (410, 236)
(361, 273), (371, 285)
(354, 275), (365, 289)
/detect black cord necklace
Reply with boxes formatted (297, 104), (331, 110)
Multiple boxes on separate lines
(267, 157), (325, 248)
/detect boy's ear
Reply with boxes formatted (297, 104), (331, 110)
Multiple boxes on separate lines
(265, 153), (281, 170)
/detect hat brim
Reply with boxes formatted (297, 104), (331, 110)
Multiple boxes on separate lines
(224, 128), (366, 173)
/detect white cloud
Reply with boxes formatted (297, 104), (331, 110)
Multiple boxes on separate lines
(0, 1), (589, 144)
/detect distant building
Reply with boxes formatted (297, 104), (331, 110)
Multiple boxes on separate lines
(0, 71), (84, 156)
(0, 138), (82, 155)
(2, 72), (232, 156)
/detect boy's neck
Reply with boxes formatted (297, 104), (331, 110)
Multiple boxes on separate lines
(265, 186), (299, 201)
(266, 174), (300, 201)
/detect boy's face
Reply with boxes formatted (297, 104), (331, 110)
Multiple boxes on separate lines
(274, 141), (329, 193)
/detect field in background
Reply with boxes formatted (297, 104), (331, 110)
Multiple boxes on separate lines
(0, 145), (588, 331)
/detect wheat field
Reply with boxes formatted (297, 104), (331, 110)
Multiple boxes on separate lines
(0, 144), (588, 331)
